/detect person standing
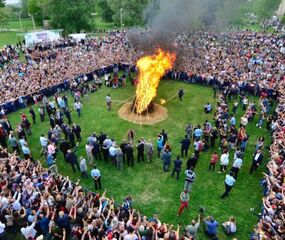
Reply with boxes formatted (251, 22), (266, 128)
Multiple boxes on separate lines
(72, 123), (82, 142)
(221, 172), (236, 198)
(85, 142), (94, 165)
(39, 106), (45, 122)
(9, 132), (20, 153)
(171, 155), (183, 180)
(91, 165), (101, 189)
(180, 135), (190, 158)
(204, 216), (219, 239)
(160, 129), (168, 146)
(127, 129), (136, 144)
(220, 150), (229, 172)
(59, 138), (70, 162)
(68, 129), (76, 148)
(22, 143), (31, 159)
(105, 94), (112, 111)
(185, 215), (200, 239)
(116, 147), (123, 170)
(125, 143), (134, 166)
(145, 139), (154, 162)
(161, 148), (171, 172)
(39, 134), (48, 155)
(222, 217), (237, 235)
(177, 190), (189, 216)
(178, 89), (184, 101)
(66, 148), (80, 173)
(64, 108), (72, 124)
(79, 156), (88, 178)
(209, 151), (218, 171)
(186, 153), (198, 170)
(250, 149), (263, 174)
(119, 139), (127, 162)
(136, 140), (144, 163)
(22, 118), (32, 136)
(74, 101), (83, 117)
(184, 168), (196, 192)
(156, 134), (164, 157)
(29, 107), (36, 124)
(231, 157), (243, 179)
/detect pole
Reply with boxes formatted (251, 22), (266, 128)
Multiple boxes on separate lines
(18, 13), (23, 32)
(31, 15), (36, 30)
(120, 8), (123, 31)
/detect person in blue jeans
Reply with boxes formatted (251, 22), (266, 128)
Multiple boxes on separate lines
(204, 216), (219, 239)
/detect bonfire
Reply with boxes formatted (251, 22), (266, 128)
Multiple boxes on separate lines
(132, 49), (176, 115)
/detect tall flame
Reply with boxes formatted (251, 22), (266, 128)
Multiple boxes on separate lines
(135, 49), (176, 114)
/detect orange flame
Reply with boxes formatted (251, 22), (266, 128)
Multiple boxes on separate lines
(135, 49), (176, 114)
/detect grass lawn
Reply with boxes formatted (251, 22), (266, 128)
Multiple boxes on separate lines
(6, 80), (270, 239)
(7, 18), (35, 31)
(0, 31), (24, 47)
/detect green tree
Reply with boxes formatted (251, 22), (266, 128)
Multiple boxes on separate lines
(27, 0), (45, 26)
(0, 8), (8, 29)
(97, 0), (114, 22)
(0, 0), (5, 8)
(251, 0), (281, 20)
(107, 0), (149, 27)
(21, 0), (29, 16)
(49, 0), (96, 34)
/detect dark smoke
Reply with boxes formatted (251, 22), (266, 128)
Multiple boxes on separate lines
(127, 0), (247, 54)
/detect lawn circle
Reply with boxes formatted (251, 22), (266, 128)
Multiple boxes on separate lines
(118, 102), (168, 125)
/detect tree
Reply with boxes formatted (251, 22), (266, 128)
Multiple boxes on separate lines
(49, 0), (96, 34)
(97, 0), (114, 22)
(0, 8), (8, 29)
(0, 0), (5, 8)
(107, 0), (149, 27)
(21, 0), (29, 16)
(27, 0), (44, 26)
(251, 0), (281, 20)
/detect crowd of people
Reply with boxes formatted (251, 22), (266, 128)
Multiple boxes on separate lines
(0, 28), (284, 239)
(0, 45), (18, 68)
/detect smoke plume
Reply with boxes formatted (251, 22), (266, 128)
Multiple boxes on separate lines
(127, 0), (247, 53)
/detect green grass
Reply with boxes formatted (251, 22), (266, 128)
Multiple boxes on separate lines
(7, 18), (36, 31)
(6, 80), (271, 239)
(93, 17), (114, 29)
(0, 31), (24, 47)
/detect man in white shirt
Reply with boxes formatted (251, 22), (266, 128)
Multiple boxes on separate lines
(21, 220), (37, 239)
(74, 101), (83, 117)
(221, 172), (236, 199)
(231, 157), (243, 179)
(109, 144), (117, 165)
(91, 165), (101, 189)
(39, 134), (48, 155)
(250, 149), (263, 174)
(105, 94), (112, 111)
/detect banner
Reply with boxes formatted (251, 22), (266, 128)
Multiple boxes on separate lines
(25, 31), (61, 47)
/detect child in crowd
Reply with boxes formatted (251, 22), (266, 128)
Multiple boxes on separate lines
(209, 151), (219, 171)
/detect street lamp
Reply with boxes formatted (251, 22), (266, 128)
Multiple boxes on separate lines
(28, 13), (36, 30)
(18, 12), (23, 32)
(120, 8), (123, 31)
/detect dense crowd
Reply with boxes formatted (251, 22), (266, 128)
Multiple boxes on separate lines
(0, 28), (284, 239)
(0, 45), (19, 68)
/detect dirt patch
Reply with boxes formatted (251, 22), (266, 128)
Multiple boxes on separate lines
(118, 102), (168, 125)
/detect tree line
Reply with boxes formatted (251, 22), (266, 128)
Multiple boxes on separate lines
(1, 0), (283, 34)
